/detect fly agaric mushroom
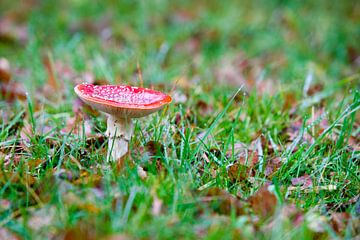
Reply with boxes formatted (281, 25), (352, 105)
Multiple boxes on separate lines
(74, 83), (172, 163)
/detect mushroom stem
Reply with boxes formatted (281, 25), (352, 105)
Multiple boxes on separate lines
(106, 115), (134, 163)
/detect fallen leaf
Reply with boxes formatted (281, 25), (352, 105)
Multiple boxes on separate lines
(0, 81), (27, 102)
(72, 170), (102, 186)
(174, 112), (182, 126)
(0, 58), (11, 83)
(264, 157), (282, 177)
(63, 221), (97, 240)
(102, 234), (131, 240)
(330, 212), (351, 234)
(199, 187), (245, 216)
(291, 174), (313, 188)
(227, 149), (259, 182)
(227, 163), (249, 182)
(248, 185), (277, 219)
(283, 92), (297, 111)
(348, 135), (360, 151)
(85, 133), (106, 149)
(137, 141), (166, 174)
(196, 100), (213, 116)
(78, 203), (100, 214)
(3, 154), (22, 167)
(307, 83), (324, 96)
(26, 158), (45, 170)
(225, 142), (247, 159)
(0, 17), (28, 45)
(347, 46), (360, 66)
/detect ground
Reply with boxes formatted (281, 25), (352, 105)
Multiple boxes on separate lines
(0, 0), (359, 239)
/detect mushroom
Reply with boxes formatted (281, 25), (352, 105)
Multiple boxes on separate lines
(74, 83), (172, 163)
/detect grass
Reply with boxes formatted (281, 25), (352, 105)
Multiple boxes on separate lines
(0, 0), (359, 239)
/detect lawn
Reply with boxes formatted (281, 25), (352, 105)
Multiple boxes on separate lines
(0, 0), (359, 239)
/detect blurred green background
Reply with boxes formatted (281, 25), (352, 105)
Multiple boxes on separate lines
(1, 0), (359, 90)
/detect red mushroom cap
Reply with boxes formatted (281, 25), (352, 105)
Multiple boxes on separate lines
(74, 84), (172, 118)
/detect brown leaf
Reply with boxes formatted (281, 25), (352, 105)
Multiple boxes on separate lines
(3, 154), (22, 167)
(248, 185), (277, 219)
(72, 170), (102, 186)
(63, 222), (97, 240)
(330, 212), (351, 234)
(284, 118), (314, 145)
(26, 158), (45, 170)
(227, 163), (249, 182)
(283, 92), (297, 111)
(78, 203), (100, 214)
(174, 112), (182, 126)
(225, 142), (247, 159)
(348, 135), (360, 151)
(199, 187), (245, 216)
(291, 174), (313, 188)
(0, 58), (11, 83)
(0, 81), (26, 102)
(136, 141), (166, 174)
(0, 17), (28, 45)
(264, 157), (282, 177)
(227, 149), (259, 182)
(196, 100), (213, 116)
(307, 83), (324, 96)
(102, 234), (131, 240)
(85, 133), (106, 149)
